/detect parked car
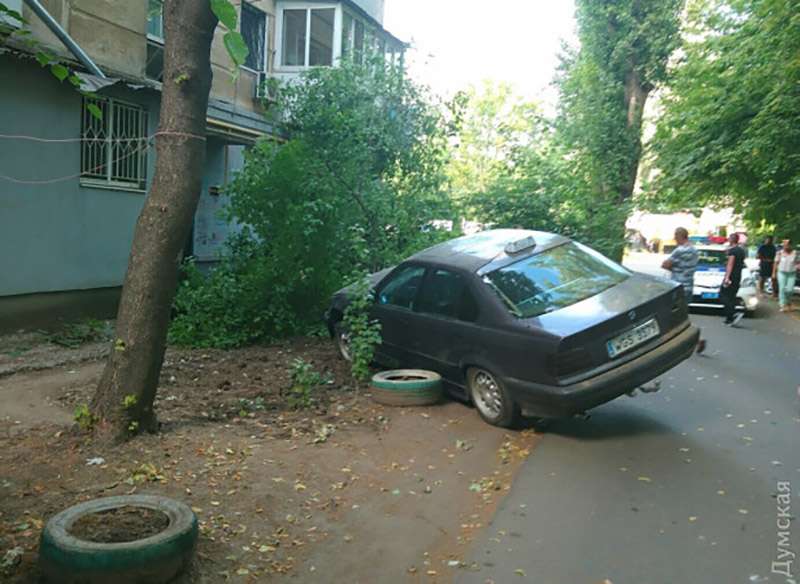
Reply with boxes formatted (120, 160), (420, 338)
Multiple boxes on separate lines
(691, 246), (759, 314)
(326, 230), (699, 427)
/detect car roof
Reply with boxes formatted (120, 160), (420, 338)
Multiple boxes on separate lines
(408, 229), (570, 273)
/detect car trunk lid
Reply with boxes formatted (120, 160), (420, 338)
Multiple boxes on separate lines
(532, 273), (687, 379)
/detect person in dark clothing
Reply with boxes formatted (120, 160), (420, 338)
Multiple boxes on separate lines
(722, 233), (746, 325)
(756, 236), (777, 296)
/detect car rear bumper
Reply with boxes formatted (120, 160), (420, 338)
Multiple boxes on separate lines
(503, 324), (700, 418)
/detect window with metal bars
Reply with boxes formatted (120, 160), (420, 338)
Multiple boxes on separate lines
(241, 2), (268, 72)
(80, 97), (148, 191)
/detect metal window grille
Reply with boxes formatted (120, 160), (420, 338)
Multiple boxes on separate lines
(242, 3), (267, 71)
(80, 97), (148, 190)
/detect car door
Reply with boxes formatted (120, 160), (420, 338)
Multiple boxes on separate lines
(371, 263), (427, 367)
(403, 268), (481, 387)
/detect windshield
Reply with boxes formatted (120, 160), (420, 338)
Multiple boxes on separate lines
(483, 242), (630, 318)
(697, 249), (726, 267)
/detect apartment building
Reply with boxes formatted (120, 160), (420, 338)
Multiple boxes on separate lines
(0, 0), (404, 326)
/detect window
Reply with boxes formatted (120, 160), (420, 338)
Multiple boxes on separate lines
(378, 265), (425, 310)
(81, 97), (148, 191)
(146, 0), (164, 81)
(147, 0), (163, 40)
(484, 242), (630, 318)
(281, 6), (335, 67)
(341, 12), (353, 58)
(353, 19), (364, 63)
(309, 8), (335, 66)
(282, 9), (307, 66)
(241, 2), (268, 71)
(417, 270), (479, 322)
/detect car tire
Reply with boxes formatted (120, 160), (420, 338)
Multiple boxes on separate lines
(39, 495), (198, 584)
(370, 369), (443, 407)
(467, 367), (520, 428)
(333, 322), (352, 362)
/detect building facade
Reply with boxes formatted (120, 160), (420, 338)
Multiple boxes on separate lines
(0, 0), (402, 327)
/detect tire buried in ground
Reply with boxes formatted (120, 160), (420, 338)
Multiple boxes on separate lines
(370, 369), (443, 406)
(39, 494), (198, 584)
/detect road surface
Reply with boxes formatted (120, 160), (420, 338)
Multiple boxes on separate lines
(461, 303), (800, 584)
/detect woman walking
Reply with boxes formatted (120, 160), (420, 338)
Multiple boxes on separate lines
(773, 239), (798, 312)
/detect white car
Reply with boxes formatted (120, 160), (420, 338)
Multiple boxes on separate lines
(690, 246), (758, 314)
(623, 247), (759, 315)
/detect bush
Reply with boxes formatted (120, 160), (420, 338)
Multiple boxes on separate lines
(169, 60), (454, 349)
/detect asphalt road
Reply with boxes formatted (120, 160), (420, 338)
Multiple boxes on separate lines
(460, 302), (800, 584)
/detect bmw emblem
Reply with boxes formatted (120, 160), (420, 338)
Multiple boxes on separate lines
(628, 310), (637, 322)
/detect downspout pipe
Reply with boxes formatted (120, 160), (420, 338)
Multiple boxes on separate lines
(23, 0), (107, 78)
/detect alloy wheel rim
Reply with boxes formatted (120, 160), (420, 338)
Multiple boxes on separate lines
(473, 370), (503, 419)
(338, 331), (352, 361)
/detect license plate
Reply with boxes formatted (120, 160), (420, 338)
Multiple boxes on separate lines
(607, 319), (660, 359)
(701, 292), (719, 299)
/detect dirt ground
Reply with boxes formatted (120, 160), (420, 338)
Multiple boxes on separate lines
(0, 335), (539, 583)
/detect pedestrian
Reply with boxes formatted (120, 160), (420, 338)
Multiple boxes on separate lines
(662, 227), (706, 353)
(756, 235), (777, 296)
(721, 232), (746, 326)
(773, 239), (798, 312)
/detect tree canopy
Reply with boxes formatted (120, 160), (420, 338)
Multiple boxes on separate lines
(556, 0), (684, 258)
(651, 0), (800, 239)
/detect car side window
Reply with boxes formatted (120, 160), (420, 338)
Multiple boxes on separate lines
(378, 265), (426, 310)
(416, 269), (479, 322)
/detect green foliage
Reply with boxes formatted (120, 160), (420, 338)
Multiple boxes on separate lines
(44, 319), (110, 348)
(651, 0), (800, 241)
(210, 0), (249, 72)
(554, 0), (684, 258)
(169, 237), (284, 348)
(73, 404), (96, 432)
(237, 396), (267, 417)
(171, 60), (452, 348)
(452, 82), (629, 259)
(122, 394), (138, 409)
(447, 82), (544, 211)
(288, 358), (332, 410)
(342, 276), (382, 382)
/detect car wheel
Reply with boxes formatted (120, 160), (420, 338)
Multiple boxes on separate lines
(333, 322), (352, 362)
(467, 367), (520, 428)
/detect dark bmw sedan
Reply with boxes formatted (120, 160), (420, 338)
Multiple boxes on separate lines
(326, 229), (699, 427)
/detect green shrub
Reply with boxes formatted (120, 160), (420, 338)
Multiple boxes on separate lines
(288, 358), (332, 409)
(342, 276), (382, 382)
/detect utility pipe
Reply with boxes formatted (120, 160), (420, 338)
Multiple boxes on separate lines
(23, 0), (106, 78)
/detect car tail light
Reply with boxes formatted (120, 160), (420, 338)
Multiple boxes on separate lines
(671, 290), (687, 326)
(550, 347), (592, 379)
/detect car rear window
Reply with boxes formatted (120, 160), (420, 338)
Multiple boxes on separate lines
(483, 242), (630, 318)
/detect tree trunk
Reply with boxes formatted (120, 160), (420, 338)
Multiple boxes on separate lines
(91, 0), (217, 439)
(621, 67), (651, 205)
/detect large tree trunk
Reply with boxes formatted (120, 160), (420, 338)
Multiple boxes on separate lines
(621, 67), (650, 204)
(91, 0), (217, 438)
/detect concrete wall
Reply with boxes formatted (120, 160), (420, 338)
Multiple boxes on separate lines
(19, 0), (275, 116)
(0, 55), (159, 297)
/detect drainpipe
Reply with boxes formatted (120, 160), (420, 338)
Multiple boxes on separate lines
(23, 0), (107, 78)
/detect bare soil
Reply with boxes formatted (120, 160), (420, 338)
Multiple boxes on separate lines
(69, 506), (170, 544)
(0, 336), (539, 583)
